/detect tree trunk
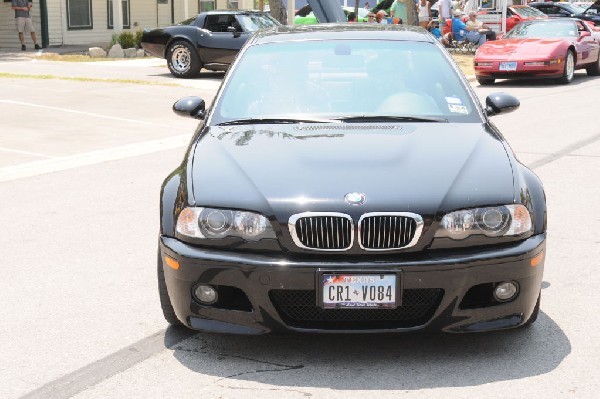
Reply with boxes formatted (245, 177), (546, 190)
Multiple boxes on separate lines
(407, 1), (418, 26)
(269, 0), (288, 25)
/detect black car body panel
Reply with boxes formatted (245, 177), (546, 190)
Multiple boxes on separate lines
(530, 1), (600, 25)
(158, 24), (547, 334)
(141, 11), (280, 75)
(306, 0), (348, 23)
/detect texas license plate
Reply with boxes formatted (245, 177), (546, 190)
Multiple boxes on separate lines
(499, 62), (517, 71)
(322, 274), (397, 309)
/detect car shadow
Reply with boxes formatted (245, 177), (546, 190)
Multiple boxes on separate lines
(479, 72), (597, 88)
(165, 310), (570, 391)
(148, 71), (225, 82)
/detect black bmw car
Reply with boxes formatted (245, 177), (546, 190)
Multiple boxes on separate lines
(158, 24), (547, 334)
(141, 11), (280, 78)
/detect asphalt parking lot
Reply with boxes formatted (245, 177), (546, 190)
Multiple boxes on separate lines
(0, 51), (599, 399)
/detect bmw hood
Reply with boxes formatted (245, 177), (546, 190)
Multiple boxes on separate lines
(190, 124), (515, 218)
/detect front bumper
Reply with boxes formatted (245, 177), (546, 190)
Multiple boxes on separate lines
(475, 61), (563, 80)
(159, 234), (545, 334)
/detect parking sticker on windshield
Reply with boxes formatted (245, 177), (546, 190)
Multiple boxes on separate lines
(448, 104), (468, 114)
(445, 96), (462, 105)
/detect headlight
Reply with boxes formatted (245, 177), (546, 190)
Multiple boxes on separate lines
(176, 207), (276, 241)
(434, 205), (531, 240)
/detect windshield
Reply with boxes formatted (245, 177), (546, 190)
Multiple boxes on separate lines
(212, 40), (480, 124)
(237, 14), (280, 31)
(505, 20), (578, 38)
(177, 16), (197, 26)
(512, 6), (546, 18)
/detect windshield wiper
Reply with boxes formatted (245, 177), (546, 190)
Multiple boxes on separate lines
(334, 115), (448, 123)
(216, 117), (335, 126)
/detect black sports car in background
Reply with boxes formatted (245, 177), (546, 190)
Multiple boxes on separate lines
(141, 11), (280, 78)
(158, 24), (547, 334)
(530, 1), (600, 26)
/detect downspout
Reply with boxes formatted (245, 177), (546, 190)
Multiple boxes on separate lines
(171, 0), (174, 24)
(39, 0), (49, 47)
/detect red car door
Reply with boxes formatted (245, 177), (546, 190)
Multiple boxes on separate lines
(574, 20), (598, 64)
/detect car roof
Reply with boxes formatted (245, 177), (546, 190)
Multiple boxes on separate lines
(252, 24), (435, 45)
(202, 10), (269, 15)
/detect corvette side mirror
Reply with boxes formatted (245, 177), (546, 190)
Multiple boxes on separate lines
(173, 96), (206, 119)
(485, 92), (520, 117)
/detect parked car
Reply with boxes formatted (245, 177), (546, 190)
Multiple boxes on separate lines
(141, 11), (280, 78)
(474, 18), (600, 85)
(294, 5), (369, 23)
(478, 5), (547, 33)
(530, 2), (600, 30)
(158, 24), (547, 334)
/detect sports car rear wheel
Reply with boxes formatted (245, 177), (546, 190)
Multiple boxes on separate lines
(167, 41), (201, 79)
(558, 50), (575, 84)
(586, 51), (600, 76)
(476, 77), (495, 86)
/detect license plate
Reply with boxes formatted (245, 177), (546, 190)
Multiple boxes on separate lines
(322, 274), (397, 309)
(499, 62), (517, 71)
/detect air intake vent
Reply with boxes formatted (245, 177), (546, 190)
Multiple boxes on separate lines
(289, 213), (353, 251)
(358, 213), (423, 251)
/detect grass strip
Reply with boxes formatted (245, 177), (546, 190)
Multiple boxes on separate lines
(0, 72), (180, 87)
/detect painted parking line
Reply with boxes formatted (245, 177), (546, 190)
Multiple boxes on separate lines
(0, 146), (55, 159)
(0, 99), (177, 128)
(0, 134), (191, 182)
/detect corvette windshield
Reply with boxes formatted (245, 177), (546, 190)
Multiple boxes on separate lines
(237, 14), (280, 31)
(213, 40), (480, 124)
(505, 21), (578, 38)
(512, 6), (546, 18)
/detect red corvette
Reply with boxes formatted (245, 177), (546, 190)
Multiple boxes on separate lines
(474, 18), (600, 85)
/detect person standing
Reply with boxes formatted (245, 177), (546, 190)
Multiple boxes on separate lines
(390, 0), (409, 25)
(439, 0), (452, 25)
(11, 0), (40, 51)
(418, 0), (431, 29)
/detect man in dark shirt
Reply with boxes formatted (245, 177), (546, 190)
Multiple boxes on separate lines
(11, 0), (41, 51)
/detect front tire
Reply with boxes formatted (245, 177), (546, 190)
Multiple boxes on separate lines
(477, 77), (495, 86)
(166, 41), (201, 79)
(157, 250), (184, 326)
(558, 50), (575, 84)
(523, 292), (541, 327)
(586, 51), (600, 76)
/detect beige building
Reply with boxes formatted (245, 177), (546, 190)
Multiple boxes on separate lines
(0, 0), (256, 49)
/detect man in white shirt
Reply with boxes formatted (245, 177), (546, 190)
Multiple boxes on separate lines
(439, 0), (452, 25)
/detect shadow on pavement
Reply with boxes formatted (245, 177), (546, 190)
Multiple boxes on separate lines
(166, 310), (570, 390)
(481, 72), (596, 89)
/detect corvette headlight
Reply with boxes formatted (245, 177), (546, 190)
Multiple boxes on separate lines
(176, 207), (276, 241)
(434, 205), (531, 240)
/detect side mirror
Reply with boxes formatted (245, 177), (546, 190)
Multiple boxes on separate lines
(227, 26), (241, 37)
(485, 92), (520, 117)
(173, 96), (206, 119)
(579, 31), (591, 39)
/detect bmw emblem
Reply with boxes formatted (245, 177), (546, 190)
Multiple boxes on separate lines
(345, 192), (366, 205)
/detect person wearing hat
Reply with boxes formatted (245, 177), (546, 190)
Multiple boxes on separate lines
(466, 10), (496, 41)
(451, 9), (486, 46)
(376, 10), (389, 24)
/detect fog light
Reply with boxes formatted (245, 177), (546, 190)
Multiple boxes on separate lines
(494, 282), (518, 302)
(194, 284), (218, 304)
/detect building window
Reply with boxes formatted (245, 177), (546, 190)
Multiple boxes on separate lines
(198, 0), (215, 12)
(227, 0), (238, 10)
(108, 0), (131, 29)
(67, 0), (93, 30)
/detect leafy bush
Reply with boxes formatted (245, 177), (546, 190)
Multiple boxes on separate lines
(117, 31), (136, 49)
(109, 33), (119, 48)
(134, 30), (144, 49)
